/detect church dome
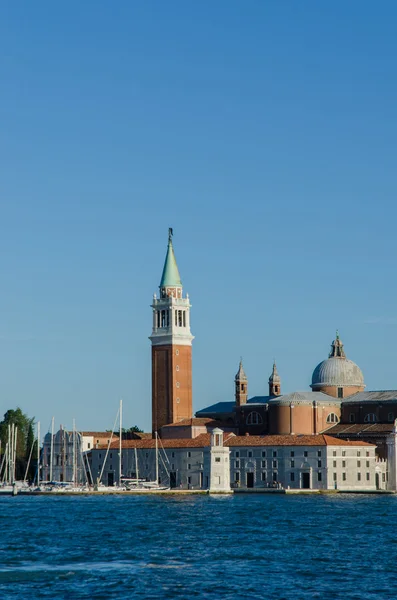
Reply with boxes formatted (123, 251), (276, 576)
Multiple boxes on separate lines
(311, 333), (365, 389)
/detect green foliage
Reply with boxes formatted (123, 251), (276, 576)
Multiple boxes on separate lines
(129, 425), (144, 433)
(0, 408), (35, 481)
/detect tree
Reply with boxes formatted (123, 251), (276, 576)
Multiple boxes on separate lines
(0, 408), (35, 481)
(129, 425), (144, 433)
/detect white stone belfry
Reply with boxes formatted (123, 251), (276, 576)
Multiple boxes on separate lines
(203, 428), (231, 493)
(386, 419), (397, 491)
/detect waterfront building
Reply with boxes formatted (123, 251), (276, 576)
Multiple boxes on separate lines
(150, 229), (194, 436)
(88, 433), (385, 492)
(41, 428), (118, 484)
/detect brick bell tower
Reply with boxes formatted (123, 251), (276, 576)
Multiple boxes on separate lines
(150, 229), (194, 436)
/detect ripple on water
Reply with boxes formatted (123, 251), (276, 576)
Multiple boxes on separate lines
(0, 494), (396, 599)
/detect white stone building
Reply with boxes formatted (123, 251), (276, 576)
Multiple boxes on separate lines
(88, 432), (385, 492)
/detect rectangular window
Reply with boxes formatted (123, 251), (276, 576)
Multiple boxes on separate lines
(273, 472), (277, 482)
(235, 472), (240, 482)
(187, 452), (191, 458)
(342, 461), (346, 468)
(248, 451), (253, 458)
(290, 451), (295, 457)
(215, 458), (221, 463)
(110, 453), (112, 459)
(261, 460), (266, 468)
(366, 472), (370, 481)
(291, 460), (295, 468)
(262, 472), (266, 481)
(333, 473), (337, 482)
(235, 461), (240, 469)
(273, 460), (277, 468)
(366, 451), (370, 457)
(87, 443), (91, 449)
(317, 450), (322, 457)
(235, 451), (240, 458)
(171, 464), (175, 470)
(188, 464), (191, 469)
(304, 451), (308, 458)
(366, 461), (370, 468)
(342, 473), (346, 481)
(318, 472), (322, 482)
(272, 451), (277, 458)
(357, 461), (361, 467)
(262, 451), (266, 457)
(333, 461), (337, 468)
(357, 451), (361, 457)
(338, 387), (343, 398)
(188, 476), (191, 484)
(342, 451), (346, 457)
(290, 472), (295, 482)
(357, 473), (361, 481)
(333, 451), (337, 457)
(318, 461), (322, 468)
(172, 452), (175, 458)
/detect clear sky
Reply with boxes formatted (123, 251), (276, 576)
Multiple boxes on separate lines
(1, 2), (397, 434)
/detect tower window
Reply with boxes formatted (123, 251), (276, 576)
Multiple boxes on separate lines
(176, 349), (179, 356)
(161, 310), (166, 327)
(241, 384), (245, 393)
(176, 365), (179, 371)
(338, 387), (343, 398)
(175, 311), (178, 326)
(157, 311), (160, 328)
(178, 311), (182, 327)
(176, 382), (180, 388)
(183, 311), (186, 327)
(166, 310), (170, 327)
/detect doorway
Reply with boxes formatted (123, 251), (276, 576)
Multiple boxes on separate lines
(107, 472), (114, 487)
(302, 472), (310, 489)
(375, 472), (380, 490)
(170, 472), (177, 489)
(246, 472), (254, 488)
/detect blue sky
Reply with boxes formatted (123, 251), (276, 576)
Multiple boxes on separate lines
(1, 2), (397, 434)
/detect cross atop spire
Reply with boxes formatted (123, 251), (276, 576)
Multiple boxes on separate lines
(160, 228), (182, 296)
(235, 359), (247, 382)
(329, 332), (346, 358)
(269, 361), (281, 396)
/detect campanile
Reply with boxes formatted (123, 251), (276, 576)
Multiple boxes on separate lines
(150, 229), (194, 436)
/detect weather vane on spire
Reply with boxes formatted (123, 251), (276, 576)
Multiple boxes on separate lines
(168, 227), (173, 241)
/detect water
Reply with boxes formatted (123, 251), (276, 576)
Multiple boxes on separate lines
(0, 494), (396, 599)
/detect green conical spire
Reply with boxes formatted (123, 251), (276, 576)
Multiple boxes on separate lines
(160, 228), (182, 289)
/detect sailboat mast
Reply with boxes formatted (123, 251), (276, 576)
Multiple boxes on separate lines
(155, 432), (159, 485)
(119, 399), (122, 486)
(134, 446), (139, 484)
(72, 419), (76, 486)
(37, 421), (40, 486)
(13, 426), (17, 483)
(50, 417), (54, 482)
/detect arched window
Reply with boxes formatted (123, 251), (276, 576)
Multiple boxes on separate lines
(246, 411), (263, 425)
(326, 413), (339, 424)
(364, 413), (377, 423)
(349, 413), (355, 423)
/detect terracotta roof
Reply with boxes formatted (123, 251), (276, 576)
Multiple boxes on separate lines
(324, 423), (394, 435)
(93, 432), (373, 450)
(81, 432), (119, 438)
(163, 418), (234, 428)
(164, 418), (215, 427)
(225, 434), (374, 447)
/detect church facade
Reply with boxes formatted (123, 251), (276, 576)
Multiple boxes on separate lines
(142, 229), (397, 491)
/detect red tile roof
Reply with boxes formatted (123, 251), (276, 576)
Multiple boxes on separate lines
(94, 432), (374, 450)
(81, 432), (119, 438)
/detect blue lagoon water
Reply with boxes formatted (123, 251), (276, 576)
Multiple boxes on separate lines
(0, 494), (396, 599)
